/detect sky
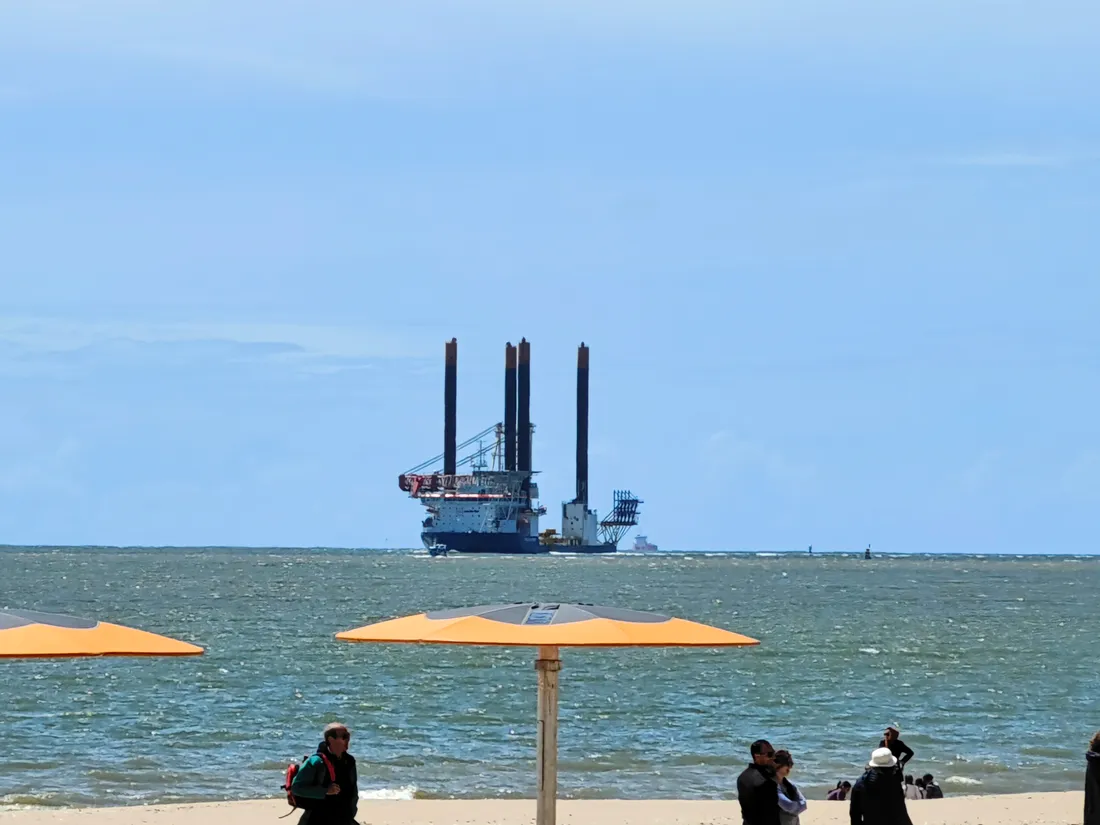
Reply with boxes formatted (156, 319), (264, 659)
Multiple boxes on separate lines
(0, 1), (1098, 552)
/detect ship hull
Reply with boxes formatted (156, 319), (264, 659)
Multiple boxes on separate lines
(549, 544), (617, 554)
(423, 531), (546, 554)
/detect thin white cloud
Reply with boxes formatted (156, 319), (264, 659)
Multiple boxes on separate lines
(2, 0), (1097, 98)
(1062, 451), (1100, 502)
(0, 317), (432, 360)
(8, 0), (1095, 45)
(703, 430), (816, 490)
(937, 152), (1085, 168)
(0, 85), (31, 102)
(0, 436), (82, 495)
(959, 450), (1002, 493)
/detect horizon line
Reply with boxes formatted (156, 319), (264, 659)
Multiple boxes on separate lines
(0, 544), (1097, 557)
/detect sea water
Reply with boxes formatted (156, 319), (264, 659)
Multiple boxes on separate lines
(1, 547), (1096, 807)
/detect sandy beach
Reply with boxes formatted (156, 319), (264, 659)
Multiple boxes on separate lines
(0, 794), (1085, 825)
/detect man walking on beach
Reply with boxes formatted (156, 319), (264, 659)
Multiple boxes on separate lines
(290, 722), (359, 825)
(737, 739), (780, 825)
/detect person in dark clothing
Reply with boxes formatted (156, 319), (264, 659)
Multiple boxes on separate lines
(921, 774), (943, 799)
(737, 739), (780, 825)
(290, 722), (359, 825)
(850, 748), (912, 825)
(827, 781), (853, 801)
(879, 726), (914, 772)
(1085, 731), (1100, 825)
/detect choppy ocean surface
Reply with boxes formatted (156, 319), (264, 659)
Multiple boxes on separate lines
(1, 547), (1097, 808)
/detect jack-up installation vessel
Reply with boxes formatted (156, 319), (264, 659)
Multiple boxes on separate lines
(397, 340), (641, 554)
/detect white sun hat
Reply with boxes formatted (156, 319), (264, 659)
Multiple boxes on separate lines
(868, 747), (898, 768)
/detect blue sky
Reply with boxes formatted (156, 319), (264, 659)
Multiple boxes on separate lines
(1, 2), (1097, 552)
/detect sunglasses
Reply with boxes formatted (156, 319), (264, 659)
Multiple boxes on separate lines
(328, 732), (350, 741)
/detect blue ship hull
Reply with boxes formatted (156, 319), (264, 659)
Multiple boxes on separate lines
(423, 532), (618, 555)
(423, 531), (547, 554)
(550, 544), (617, 554)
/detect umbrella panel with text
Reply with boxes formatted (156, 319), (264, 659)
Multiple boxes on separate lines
(337, 602), (758, 825)
(0, 608), (203, 658)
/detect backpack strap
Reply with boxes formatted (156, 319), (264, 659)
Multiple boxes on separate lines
(318, 753), (336, 784)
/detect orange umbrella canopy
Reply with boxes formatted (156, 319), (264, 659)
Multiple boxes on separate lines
(338, 603), (756, 825)
(0, 608), (203, 658)
(336, 602), (759, 647)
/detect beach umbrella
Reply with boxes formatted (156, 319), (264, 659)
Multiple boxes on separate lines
(0, 608), (203, 658)
(336, 602), (757, 825)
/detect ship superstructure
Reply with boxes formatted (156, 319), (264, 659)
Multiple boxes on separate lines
(397, 339), (641, 555)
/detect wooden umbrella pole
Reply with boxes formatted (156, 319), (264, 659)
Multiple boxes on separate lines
(535, 645), (562, 825)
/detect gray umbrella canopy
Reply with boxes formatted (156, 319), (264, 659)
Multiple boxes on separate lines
(424, 603), (670, 624)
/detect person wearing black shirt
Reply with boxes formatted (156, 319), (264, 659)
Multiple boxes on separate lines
(1086, 731), (1100, 825)
(921, 774), (943, 799)
(879, 726), (914, 772)
(737, 739), (780, 825)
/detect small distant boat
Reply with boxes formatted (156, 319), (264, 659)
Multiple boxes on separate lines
(632, 535), (658, 552)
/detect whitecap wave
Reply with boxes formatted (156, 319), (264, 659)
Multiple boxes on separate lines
(945, 776), (982, 785)
(359, 785), (418, 800)
(858, 647), (880, 655)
